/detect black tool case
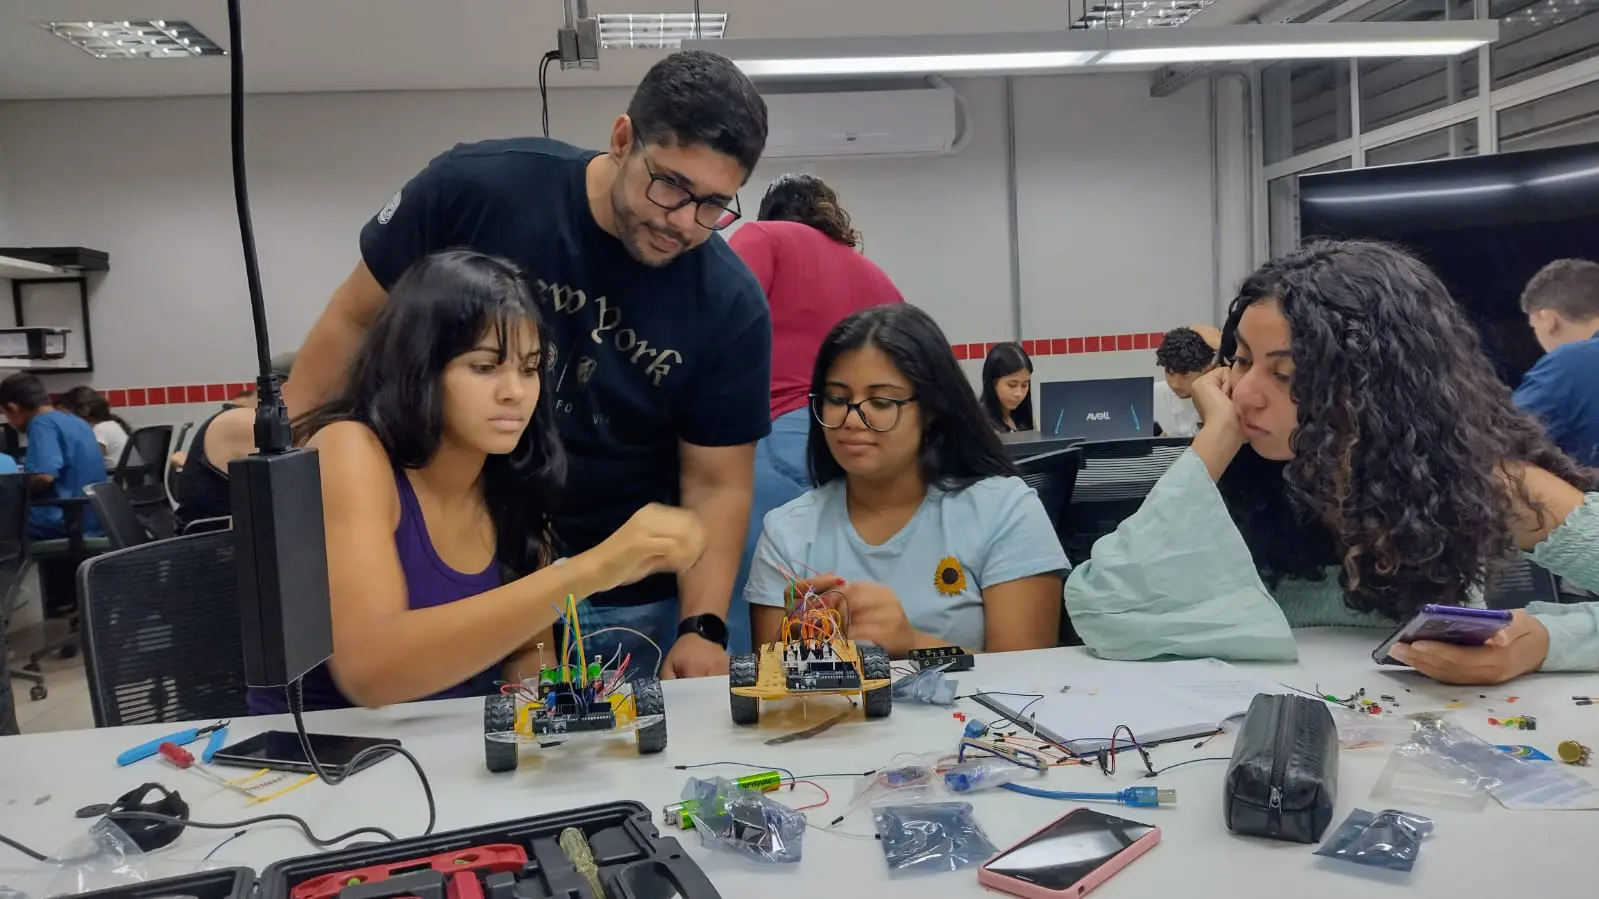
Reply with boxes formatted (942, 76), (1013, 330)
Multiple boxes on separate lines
(73, 801), (719, 899)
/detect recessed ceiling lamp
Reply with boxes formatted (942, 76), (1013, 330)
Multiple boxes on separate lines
(597, 12), (728, 49)
(1076, 0), (1216, 30)
(690, 21), (1498, 78)
(39, 20), (225, 59)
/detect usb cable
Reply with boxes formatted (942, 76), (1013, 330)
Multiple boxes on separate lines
(1000, 784), (1177, 807)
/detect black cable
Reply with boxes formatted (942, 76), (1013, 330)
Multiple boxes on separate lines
(288, 678), (438, 836)
(538, 50), (560, 138)
(226, 0), (289, 456)
(107, 810), (393, 850)
(1145, 756), (1231, 778)
(0, 831), (47, 861)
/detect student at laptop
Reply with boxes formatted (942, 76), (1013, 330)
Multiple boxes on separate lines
(1514, 259), (1599, 467)
(744, 305), (1067, 656)
(980, 343), (1034, 433)
(59, 386), (132, 471)
(1152, 325), (1219, 438)
(1066, 241), (1599, 685)
(172, 352), (297, 530)
(0, 374), (108, 539)
(253, 250), (706, 713)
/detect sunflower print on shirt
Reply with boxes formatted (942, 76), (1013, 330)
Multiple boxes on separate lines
(935, 556), (968, 596)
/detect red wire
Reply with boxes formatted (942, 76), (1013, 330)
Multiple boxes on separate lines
(780, 779), (831, 812)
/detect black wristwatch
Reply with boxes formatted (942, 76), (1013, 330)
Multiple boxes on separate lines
(678, 614), (729, 649)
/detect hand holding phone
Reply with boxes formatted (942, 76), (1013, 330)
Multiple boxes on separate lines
(978, 808), (1160, 898)
(1373, 604), (1512, 666)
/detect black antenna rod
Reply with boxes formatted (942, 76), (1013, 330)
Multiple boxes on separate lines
(228, 0), (290, 455)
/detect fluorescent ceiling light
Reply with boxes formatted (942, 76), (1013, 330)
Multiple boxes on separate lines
(597, 12), (727, 49)
(1076, 0), (1216, 30)
(737, 51), (1098, 78)
(39, 20), (224, 59)
(1099, 38), (1487, 64)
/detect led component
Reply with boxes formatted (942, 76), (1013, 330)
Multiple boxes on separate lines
(1098, 38), (1488, 64)
(39, 20), (224, 59)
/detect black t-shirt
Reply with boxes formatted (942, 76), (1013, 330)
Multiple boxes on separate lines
(360, 137), (772, 606)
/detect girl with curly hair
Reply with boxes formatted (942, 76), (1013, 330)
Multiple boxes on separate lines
(1067, 240), (1599, 685)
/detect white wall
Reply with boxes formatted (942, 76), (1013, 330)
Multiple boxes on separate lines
(0, 72), (1246, 425)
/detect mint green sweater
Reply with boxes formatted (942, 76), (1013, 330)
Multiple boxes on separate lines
(1067, 450), (1599, 672)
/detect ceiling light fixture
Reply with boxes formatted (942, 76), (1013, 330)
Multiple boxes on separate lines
(689, 21), (1498, 79)
(597, 12), (728, 49)
(39, 20), (224, 59)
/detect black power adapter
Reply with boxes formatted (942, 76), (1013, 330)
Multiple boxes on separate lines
(224, 0), (331, 690)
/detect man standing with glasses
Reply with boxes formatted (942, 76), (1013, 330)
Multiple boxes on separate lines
(287, 50), (770, 679)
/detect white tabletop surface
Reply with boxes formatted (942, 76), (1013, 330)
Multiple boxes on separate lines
(3, 627), (1598, 896)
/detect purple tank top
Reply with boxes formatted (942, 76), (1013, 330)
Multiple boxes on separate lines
(247, 469), (504, 714)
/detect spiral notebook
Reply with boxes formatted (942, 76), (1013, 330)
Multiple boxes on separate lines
(971, 658), (1292, 754)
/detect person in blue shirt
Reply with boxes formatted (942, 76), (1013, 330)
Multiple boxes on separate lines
(1515, 258), (1599, 467)
(0, 453), (17, 475)
(744, 304), (1069, 656)
(0, 374), (108, 539)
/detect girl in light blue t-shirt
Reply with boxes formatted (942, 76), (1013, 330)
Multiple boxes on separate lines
(744, 304), (1069, 657)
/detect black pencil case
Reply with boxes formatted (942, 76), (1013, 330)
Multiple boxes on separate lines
(1222, 693), (1339, 844)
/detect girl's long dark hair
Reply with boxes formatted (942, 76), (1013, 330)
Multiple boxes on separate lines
(758, 173), (861, 249)
(808, 304), (1018, 491)
(979, 342), (1034, 431)
(59, 386), (133, 434)
(295, 249), (565, 577)
(1217, 239), (1596, 622)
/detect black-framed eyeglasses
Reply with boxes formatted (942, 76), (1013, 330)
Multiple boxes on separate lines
(635, 139), (741, 231)
(810, 393), (917, 433)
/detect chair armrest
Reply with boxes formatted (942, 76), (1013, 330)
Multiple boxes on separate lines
(182, 516), (231, 536)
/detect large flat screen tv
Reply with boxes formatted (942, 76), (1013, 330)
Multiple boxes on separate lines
(1298, 142), (1599, 388)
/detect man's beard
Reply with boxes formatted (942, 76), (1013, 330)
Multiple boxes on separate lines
(611, 191), (684, 269)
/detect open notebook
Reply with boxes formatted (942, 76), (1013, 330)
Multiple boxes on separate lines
(971, 658), (1293, 754)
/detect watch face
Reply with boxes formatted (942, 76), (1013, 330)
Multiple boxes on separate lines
(688, 614), (729, 646)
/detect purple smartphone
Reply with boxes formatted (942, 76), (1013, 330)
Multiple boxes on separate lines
(1373, 604), (1513, 666)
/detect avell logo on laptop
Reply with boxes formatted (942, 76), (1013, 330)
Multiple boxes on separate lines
(1038, 377), (1155, 441)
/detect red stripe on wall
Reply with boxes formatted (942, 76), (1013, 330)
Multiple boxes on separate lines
(93, 331), (1168, 408)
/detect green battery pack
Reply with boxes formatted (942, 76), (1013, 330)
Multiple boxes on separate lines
(663, 771), (786, 828)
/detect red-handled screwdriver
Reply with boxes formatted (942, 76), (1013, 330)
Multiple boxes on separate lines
(158, 742), (256, 798)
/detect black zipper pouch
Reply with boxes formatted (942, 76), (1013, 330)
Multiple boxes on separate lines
(1222, 693), (1339, 844)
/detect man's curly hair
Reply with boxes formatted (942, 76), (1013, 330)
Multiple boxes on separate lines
(1217, 239), (1596, 622)
(1155, 326), (1216, 375)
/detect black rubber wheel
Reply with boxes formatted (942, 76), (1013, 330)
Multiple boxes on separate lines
(22, 662), (39, 674)
(860, 643), (892, 720)
(729, 652), (760, 726)
(29, 685), (46, 701)
(483, 694), (519, 774)
(633, 678), (668, 755)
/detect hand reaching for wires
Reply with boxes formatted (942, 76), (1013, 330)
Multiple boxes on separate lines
(584, 504), (707, 594)
(818, 579), (921, 658)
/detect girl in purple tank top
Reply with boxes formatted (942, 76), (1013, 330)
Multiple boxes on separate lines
(250, 250), (705, 714)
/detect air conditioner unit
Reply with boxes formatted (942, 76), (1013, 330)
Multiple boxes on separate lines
(762, 86), (966, 160)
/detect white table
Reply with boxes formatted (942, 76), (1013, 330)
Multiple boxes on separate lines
(3, 628), (1597, 897)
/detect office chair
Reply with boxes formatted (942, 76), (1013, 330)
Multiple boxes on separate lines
(1484, 557), (1563, 611)
(1063, 436), (1192, 565)
(79, 530), (249, 727)
(1016, 447), (1084, 646)
(27, 495), (106, 676)
(0, 474), (43, 705)
(108, 424), (179, 541)
(85, 482), (157, 551)
(182, 516), (232, 536)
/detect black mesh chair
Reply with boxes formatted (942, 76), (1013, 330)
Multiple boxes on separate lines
(85, 482), (157, 551)
(1063, 437), (1192, 565)
(28, 495), (106, 675)
(1485, 557), (1563, 610)
(166, 421), (195, 504)
(0, 474), (39, 717)
(78, 530), (249, 727)
(1017, 447), (1084, 646)
(112, 425), (173, 498)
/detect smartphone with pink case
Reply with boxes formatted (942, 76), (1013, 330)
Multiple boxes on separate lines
(978, 808), (1160, 898)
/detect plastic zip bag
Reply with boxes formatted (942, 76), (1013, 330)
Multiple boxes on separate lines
(682, 776), (807, 864)
(1396, 715), (1599, 808)
(891, 666), (958, 707)
(871, 802), (997, 878)
(1314, 808), (1434, 872)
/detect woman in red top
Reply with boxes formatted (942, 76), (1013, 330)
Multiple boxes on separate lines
(726, 174), (904, 652)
